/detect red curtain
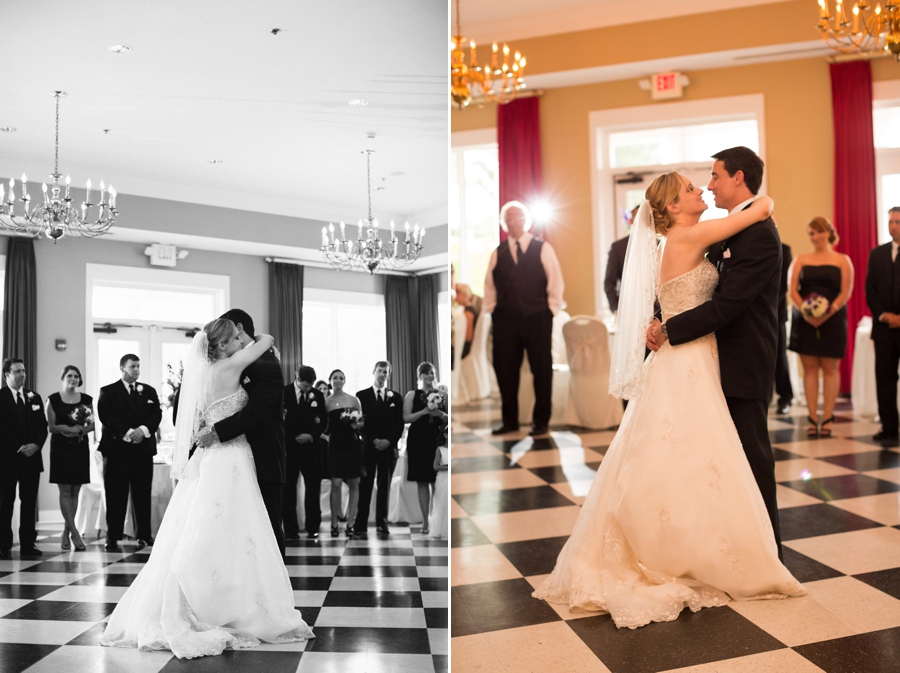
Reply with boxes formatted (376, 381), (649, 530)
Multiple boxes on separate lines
(830, 61), (878, 395)
(497, 97), (543, 240)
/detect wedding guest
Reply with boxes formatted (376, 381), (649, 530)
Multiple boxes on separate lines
(789, 217), (853, 438)
(866, 207), (900, 442)
(46, 365), (94, 551)
(455, 284), (479, 359)
(283, 365), (326, 539)
(97, 354), (162, 551)
(315, 380), (331, 398)
(321, 369), (363, 537)
(604, 205), (638, 313)
(355, 361), (404, 535)
(0, 358), (48, 559)
(403, 362), (447, 535)
(484, 200), (565, 437)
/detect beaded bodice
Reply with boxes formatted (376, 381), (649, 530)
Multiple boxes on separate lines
(659, 260), (719, 323)
(203, 388), (248, 425)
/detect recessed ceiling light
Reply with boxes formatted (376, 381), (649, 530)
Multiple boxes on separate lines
(0, 127), (16, 132)
(348, 99), (369, 107)
(209, 159), (223, 164)
(109, 45), (132, 54)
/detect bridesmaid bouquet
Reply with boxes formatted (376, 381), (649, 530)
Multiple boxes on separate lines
(340, 409), (362, 427)
(800, 293), (830, 319)
(69, 405), (93, 426)
(427, 388), (449, 425)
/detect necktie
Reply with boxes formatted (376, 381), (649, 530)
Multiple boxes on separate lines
(129, 384), (137, 401)
(16, 391), (25, 410)
(515, 241), (523, 264)
(377, 389), (383, 403)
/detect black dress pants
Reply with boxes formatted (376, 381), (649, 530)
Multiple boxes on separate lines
(0, 468), (40, 550)
(492, 308), (553, 428)
(104, 453), (153, 542)
(726, 396), (783, 559)
(284, 445), (323, 536)
(259, 480), (286, 558)
(355, 445), (396, 530)
(774, 321), (793, 405)
(874, 336), (900, 434)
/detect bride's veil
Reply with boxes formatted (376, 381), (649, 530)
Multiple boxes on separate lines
(609, 200), (660, 400)
(172, 330), (209, 481)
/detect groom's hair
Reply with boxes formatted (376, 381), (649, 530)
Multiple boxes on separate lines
(711, 146), (764, 195)
(219, 309), (255, 338)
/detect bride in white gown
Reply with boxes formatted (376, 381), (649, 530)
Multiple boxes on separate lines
(533, 173), (805, 629)
(101, 319), (314, 658)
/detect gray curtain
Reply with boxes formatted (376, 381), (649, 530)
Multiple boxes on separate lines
(2, 237), (37, 384)
(384, 272), (441, 395)
(268, 262), (303, 383)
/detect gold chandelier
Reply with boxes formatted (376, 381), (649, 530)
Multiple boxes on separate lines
(0, 92), (118, 241)
(320, 150), (424, 275)
(451, 0), (527, 110)
(816, 0), (900, 60)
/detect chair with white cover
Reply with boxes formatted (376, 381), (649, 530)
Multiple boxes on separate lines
(450, 304), (467, 403)
(75, 447), (104, 538)
(563, 315), (623, 430)
(459, 311), (492, 401)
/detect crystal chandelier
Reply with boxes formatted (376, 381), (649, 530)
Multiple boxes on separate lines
(816, 0), (900, 60)
(0, 91), (118, 242)
(320, 150), (424, 275)
(451, 0), (527, 110)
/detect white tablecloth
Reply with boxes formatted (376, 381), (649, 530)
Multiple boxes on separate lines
(852, 317), (877, 419)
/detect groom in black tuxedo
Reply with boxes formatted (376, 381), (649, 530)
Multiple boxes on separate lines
(98, 354), (162, 552)
(648, 146), (784, 558)
(198, 308), (287, 557)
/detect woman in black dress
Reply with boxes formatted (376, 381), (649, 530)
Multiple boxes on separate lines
(46, 365), (94, 551)
(789, 217), (854, 438)
(403, 362), (448, 535)
(320, 369), (363, 537)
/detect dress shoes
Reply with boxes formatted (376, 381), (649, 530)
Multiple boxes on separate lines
(307, 532), (319, 539)
(104, 540), (121, 552)
(377, 525), (390, 535)
(135, 537), (155, 550)
(0, 549), (10, 560)
(776, 402), (792, 415)
(529, 425), (550, 437)
(873, 429), (899, 442)
(491, 424), (520, 435)
(285, 532), (301, 540)
(20, 547), (42, 558)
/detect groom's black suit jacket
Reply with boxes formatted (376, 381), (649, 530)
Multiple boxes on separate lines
(214, 349), (286, 484)
(666, 214), (782, 401)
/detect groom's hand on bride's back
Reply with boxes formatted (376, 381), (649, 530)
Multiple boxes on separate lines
(646, 318), (667, 351)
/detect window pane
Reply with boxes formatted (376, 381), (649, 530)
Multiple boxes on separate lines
(683, 120), (759, 162)
(461, 147), (499, 298)
(92, 285), (216, 324)
(874, 107), (900, 148)
(609, 120), (759, 169)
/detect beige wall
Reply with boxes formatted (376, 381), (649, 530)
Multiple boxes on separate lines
(453, 2), (900, 315)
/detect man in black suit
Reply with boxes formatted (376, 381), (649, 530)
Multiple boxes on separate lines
(648, 146), (784, 558)
(283, 364), (326, 539)
(354, 361), (404, 536)
(774, 241), (794, 414)
(866, 207), (900, 442)
(98, 354), (162, 552)
(0, 358), (48, 559)
(197, 309), (287, 557)
(604, 205), (638, 313)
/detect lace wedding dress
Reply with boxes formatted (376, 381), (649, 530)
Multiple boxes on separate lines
(533, 260), (806, 629)
(101, 387), (314, 658)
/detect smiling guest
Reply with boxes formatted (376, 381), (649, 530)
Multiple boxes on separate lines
(97, 354), (162, 552)
(483, 200), (565, 437)
(788, 217), (853, 439)
(47, 365), (94, 551)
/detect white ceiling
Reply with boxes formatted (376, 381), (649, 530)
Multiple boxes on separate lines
(456, 0), (794, 44)
(0, 1), (448, 229)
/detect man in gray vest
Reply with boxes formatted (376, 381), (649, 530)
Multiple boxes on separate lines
(483, 201), (565, 436)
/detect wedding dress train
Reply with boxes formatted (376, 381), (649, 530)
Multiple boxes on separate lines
(533, 260), (805, 628)
(101, 388), (313, 658)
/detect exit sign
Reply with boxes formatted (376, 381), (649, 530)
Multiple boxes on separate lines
(651, 72), (684, 100)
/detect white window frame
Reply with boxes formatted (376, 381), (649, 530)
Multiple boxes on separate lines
(451, 128), (500, 297)
(589, 94), (767, 315)
(0, 253), (5, 359)
(874, 80), (900, 244)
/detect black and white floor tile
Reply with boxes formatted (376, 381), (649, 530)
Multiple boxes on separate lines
(0, 526), (448, 673)
(451, 397), (900, 673)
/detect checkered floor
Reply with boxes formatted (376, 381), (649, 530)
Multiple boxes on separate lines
(0, 525), (448, 672)
(451, 396), (900, 673)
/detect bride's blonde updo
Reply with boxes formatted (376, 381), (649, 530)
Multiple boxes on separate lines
(203, 318), (237, 362)
(645, 172), (684, 235)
